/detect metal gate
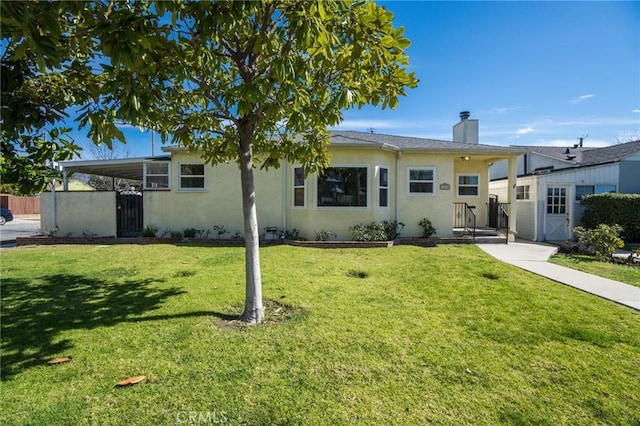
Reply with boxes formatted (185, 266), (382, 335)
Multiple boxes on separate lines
(488, 194), (498, 228)
(116, 190), (143, 237)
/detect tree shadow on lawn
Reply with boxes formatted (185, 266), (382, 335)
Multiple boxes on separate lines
(0, 274), (234, 379)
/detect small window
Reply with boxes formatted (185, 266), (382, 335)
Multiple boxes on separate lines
(408, 168), (435, 194)
(293, 167), (306, 207)
(144, 162), (170, 190)
(180, 164), (205, 190)
(457, 174), (479, 197)
(516, 185), (530, 200)
(317, 167), (368, 207)
(378, 167), (389, 208)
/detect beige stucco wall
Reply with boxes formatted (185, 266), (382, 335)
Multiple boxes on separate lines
(453, 159), (490, 226)
(144, 152), (284, 238)
(284, 149), (494, 239)
(41, 191), (116, 237)
(396, 152), (455, 237)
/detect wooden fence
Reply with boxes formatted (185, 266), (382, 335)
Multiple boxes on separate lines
(0, 194), (41, 215)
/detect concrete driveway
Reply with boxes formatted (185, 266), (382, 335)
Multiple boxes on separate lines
(0, 217), (41, 248)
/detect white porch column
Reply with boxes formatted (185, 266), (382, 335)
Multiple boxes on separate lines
(507, 156), (518, 242)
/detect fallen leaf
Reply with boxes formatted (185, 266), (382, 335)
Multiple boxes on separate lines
(47, 356), (72, 365)
(116, 375), (146, 386)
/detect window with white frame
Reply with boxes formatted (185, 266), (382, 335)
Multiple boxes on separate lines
(378, 167), (389, 208)
(457, 174), (479, 196)
(179, 164), (205, 190)
(144, 162), (170, 189)
(293, 167), (306, 207)
(516, 185), (530, 200)
(317, 167), (368, 207)
(408, 168), (435, 194)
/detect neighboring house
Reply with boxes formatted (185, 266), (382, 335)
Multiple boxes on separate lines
(41, 113), (526, 240)
(489, 140), (640, 241)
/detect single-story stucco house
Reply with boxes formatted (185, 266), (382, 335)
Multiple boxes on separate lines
(42, 113), (526, 241)
(489, 139), (640, 241)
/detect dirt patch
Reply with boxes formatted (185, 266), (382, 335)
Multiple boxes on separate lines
(215, 300), (304, 330)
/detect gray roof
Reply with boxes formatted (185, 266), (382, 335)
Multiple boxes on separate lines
(523, 140), (640, 167)
(329, 131), (526, 155)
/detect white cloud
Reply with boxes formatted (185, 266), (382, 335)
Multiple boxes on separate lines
(570, 94), (595, 104)
(515, 126), (534, 137)
(632, 109), (640, 113)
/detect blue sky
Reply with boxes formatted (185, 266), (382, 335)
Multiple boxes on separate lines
(74, 1), (640, 158)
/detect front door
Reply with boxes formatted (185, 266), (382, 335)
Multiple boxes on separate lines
(545, 185), (570, 241)
(116, 190), (143, 237)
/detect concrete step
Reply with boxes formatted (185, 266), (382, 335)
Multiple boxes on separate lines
(451, 228), (508, 244)
(474, 235), (508, 244)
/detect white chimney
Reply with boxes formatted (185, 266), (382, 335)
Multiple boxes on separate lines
(453, 111), (478, 144)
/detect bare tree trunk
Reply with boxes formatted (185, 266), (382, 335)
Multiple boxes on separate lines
(238, 127), (264, 324)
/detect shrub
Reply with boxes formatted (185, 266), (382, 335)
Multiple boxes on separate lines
(141, 224), (158, 237)
(170, 230), (183, 238)
(197, 228), (211, 239)
(183, 228), (198, 238)
(350, 222), (387, 241)
(581, 193), (640, 242)
(350, 221), (405, 241)
(284, 228), (301, 240)
(315, 229), (336, 241)
(383, 220), (404, 240)
(573, 224), (624, 261)
(213, 225), (227, 239)
(419, 218), (436, 238)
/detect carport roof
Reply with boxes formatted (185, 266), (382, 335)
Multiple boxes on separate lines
(59, 156), (170, 180)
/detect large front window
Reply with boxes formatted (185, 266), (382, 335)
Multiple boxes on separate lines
(180, 164), (205, 189)
(144, 162), (170, 190)
(317, 167), (368, 207)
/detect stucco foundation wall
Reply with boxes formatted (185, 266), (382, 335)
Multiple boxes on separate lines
(41, 191), (116, 237)
(143, 157), (284, 238)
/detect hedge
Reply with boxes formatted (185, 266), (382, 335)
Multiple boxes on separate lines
(580, 193), (640, 242)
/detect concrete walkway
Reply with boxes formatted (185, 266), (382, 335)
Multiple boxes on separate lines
(477, 241), (640, 311)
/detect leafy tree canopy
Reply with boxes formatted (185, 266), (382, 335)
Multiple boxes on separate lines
(1, 0), (417, 322)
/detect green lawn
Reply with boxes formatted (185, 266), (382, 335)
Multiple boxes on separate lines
(550, 253), (640, 288)
(2, 244), (639, 425)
